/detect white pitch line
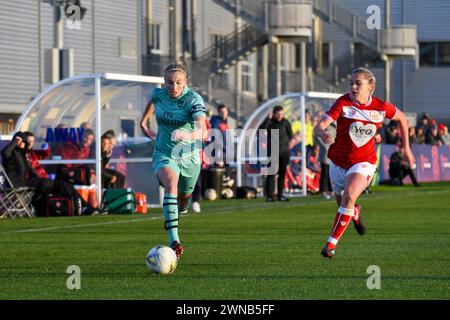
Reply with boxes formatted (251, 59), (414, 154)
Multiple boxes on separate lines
(2, 201), (307, 235)
(1, 188), (448, 235)
(9, 216), (161, 234)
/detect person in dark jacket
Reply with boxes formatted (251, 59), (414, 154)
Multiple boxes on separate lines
(24, 131), (51, 179)
(1, 132), (51, 192)
(260, 105), (294, 202)
(101, 130), (126, 189)
(388, 148), (420, 187)
(1, 132), (101, 215)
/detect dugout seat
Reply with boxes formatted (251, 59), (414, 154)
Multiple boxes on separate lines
(0, 164), (35, 219)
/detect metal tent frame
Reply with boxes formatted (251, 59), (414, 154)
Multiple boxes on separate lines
(236, 91), (342, 197)
(15, 73), (164, 205)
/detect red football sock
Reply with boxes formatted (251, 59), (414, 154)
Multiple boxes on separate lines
(326, 207), (354, 249)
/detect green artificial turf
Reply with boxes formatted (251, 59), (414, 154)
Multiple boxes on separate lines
(0, 182), (449, 300)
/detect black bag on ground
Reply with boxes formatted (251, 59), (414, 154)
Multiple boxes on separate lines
(236, 186), (257, 199)
(56, 165), (91, 185)
(46, 195), (80, 216)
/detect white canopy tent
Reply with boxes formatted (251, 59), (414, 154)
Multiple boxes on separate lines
(15, 73), (164, 206)
(236, 91), (342, 196)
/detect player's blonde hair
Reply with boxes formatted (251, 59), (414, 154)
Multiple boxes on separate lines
(164, 61), (188, 79)
(352, 67), (376, 95)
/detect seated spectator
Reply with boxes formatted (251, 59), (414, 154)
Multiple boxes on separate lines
(408, 127), (417, 145)
(1, 132), (100, 215)
(306, 144), (321, 175)
(24, 131), (51, 179)
(438, 124), (450, 145)
(285, 149), (319, 193)
(291, 115), (301, 136)
(55, 128), (94, 164)
(385, 120), (400, 144)
(388, 148), (420, 187)
(416, 113), (430, 132)
(416, 127), (426, 144)
(101, 130), (126, 189)
(55, 128), (95, 185)
(425, 124), (443, 146)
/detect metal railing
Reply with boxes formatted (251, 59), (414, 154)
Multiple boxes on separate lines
(313, 0), (379, 51)
(142, 53), (260, 124)
(195, 24), (268, 75)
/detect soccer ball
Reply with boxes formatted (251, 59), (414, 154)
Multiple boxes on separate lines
(204, 188), (217, 201)
(146, 245), (178, 275)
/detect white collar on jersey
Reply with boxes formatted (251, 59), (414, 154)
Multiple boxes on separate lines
(350, 94), (372, 107)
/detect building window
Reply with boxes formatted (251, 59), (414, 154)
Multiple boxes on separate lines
(149, 23), (161, 53)
(322, 43), (330, 69)
(438, 42), (450, 66)
(241, 58), (255, 93)
(119, 37), (137, 59)
(420, 43), (436, 67)
(295, 43), (301, 69)
(0, 115), (16, 135)
(420, 42), (450, 67)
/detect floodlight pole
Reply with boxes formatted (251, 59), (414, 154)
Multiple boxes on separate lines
(95, 76), (103, 205)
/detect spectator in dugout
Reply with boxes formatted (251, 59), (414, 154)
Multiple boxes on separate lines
(23, 131), (51, 178)
(210, 104), (230, 166)
(101, 130), (126, 189)
(54, 128), (95, 185)
(1, 132), (100, 215)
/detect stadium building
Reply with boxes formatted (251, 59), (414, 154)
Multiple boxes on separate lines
(0, 0), (449, 134)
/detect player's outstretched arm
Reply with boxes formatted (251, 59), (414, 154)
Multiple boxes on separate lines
(314, 114), (335, 144)
(140, 101), (156, 139)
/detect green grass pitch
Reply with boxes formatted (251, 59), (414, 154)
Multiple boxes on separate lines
(0, 182), (449, 300)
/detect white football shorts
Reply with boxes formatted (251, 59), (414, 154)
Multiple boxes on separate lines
(329, 161), (377, 195)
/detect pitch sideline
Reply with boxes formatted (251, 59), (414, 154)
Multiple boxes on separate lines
(1, 188), (447, 235)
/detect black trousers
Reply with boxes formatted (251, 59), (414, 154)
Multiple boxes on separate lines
(319, 163), (332, 193)
(265, 153), (290, 199)
(102, 169), (126, 189)
(392, 166), (420, 187)
(192, 173), (202, 202)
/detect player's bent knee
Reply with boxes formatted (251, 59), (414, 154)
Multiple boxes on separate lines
(341, 192), (358, 206)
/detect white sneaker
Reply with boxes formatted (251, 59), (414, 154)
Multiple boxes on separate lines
(192, 202), (201, 213)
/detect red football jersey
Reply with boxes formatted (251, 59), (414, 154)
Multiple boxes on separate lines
(326, 93), (397, 169)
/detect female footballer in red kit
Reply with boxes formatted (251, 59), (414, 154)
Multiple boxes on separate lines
(314, 67), (415, 259)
